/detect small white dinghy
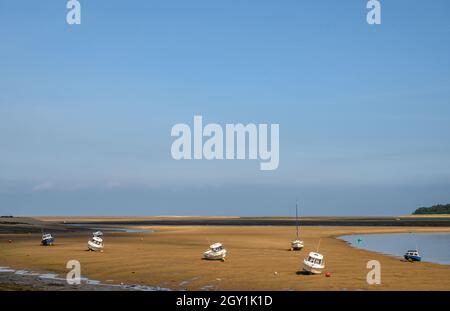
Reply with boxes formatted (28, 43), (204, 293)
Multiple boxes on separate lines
(203, 243), (227, 261)
(290, 201), (304, 251)
(87, 236), (104, 252)
(303, 252), (325, 275)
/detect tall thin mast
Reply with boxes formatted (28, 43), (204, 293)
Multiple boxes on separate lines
(296, 201), (299, 239)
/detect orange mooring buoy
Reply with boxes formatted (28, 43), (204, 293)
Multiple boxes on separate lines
(325, 272), (331, 277)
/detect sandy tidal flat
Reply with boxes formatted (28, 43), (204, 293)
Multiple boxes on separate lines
(1, 226), (450, 291)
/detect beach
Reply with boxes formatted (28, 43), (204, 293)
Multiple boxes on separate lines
(1, 218), (450, 291)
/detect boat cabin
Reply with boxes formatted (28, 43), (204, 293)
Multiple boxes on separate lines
(306, 252), (324, 265)
(405, 250), (419, 256)
(210, 243), (224, 252)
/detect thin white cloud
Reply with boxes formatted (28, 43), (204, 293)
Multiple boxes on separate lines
(32, 182), (55, 192)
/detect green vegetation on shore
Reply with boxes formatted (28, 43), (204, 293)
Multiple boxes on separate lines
(413, 204), (450, 215)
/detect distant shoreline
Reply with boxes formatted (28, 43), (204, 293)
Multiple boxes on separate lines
(1, 216), (450, 234)
(44, 216), (450, 228)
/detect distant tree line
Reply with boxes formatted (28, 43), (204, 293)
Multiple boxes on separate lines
(413, 204), (450, 215)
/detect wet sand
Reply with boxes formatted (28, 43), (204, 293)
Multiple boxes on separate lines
(1, 223), (450, 291)
(0, 270), (132, 291)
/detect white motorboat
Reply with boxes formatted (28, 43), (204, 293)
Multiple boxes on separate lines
(291, 239), (304, 251)
(87, 236), (104, 252)
(41, 233), (54, 246)
(203, 242), (227, 261)
(290, 201), (304, 251)
(303, 251), (325, 274)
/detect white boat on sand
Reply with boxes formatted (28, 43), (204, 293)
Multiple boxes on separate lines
(290, 201), (304, 251)
(303, 251), (325, 274)
(41, 233), (54, 246)
(88, 236), (104, 252)
(203, 243), (227, 261)
(291, 239), (304, 251)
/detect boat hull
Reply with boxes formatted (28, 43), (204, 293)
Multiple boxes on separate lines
(303, 261), (324, 275)
(203, 250), (227, 261)
(303, 266), (324, 275)
(87, 241), (104, 252)
(291, 241), (304, 251)
(41, 238), (54, 246)
(404, 255), (421, 262)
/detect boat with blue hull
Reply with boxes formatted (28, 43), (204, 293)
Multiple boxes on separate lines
(41, 233), (54, 246)
(404, 250), (421, 262)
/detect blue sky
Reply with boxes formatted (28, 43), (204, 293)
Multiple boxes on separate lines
(1, 0), (449, 216)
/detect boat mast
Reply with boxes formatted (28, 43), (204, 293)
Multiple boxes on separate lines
(296, 200), (299, 239)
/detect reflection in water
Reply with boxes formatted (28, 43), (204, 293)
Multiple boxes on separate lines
(339, 233), (450, 265)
